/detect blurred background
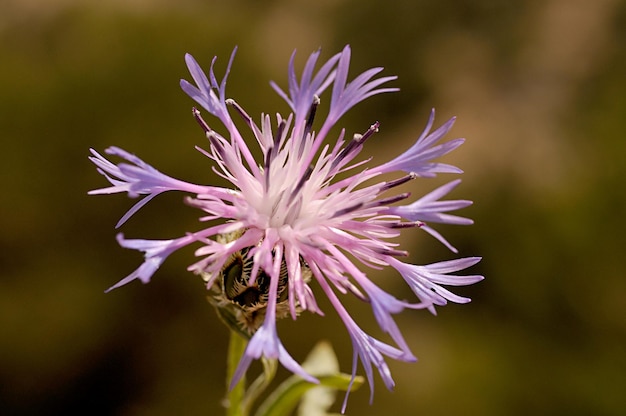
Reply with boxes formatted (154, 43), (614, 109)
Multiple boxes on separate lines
(1, 0), (625, 414)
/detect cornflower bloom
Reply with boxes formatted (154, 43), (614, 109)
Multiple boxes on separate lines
(89, 45), (483, 410)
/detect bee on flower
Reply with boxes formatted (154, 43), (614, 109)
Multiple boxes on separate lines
(89, 45), (482, 410)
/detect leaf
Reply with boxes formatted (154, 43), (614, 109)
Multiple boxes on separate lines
(255, 341), (364, 416)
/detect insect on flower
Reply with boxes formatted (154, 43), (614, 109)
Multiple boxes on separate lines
(88, 45), (483, 411)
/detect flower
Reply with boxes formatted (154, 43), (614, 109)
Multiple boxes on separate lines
(89, 45), (482, 410)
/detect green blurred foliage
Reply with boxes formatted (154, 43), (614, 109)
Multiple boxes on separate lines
(1, 0), (625, 414)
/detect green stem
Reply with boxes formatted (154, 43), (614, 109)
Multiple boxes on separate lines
(241, 358), (277, 415)
(226, 330), (248, 416)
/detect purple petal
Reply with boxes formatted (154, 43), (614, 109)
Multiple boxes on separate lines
(388, 257), (483, 314)
(105, 234), (196, 292)
(88, 147), (212, 226)
(230, 321), (318, 389)
(373, 109), (464, 177)
(180, 50), (237, 121)
(389, 179), (474, 225)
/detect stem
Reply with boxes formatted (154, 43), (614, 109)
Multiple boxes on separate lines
(241, 358), (277, 415)
(226, 330), (248, 416)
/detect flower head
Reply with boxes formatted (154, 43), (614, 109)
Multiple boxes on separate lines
(89, 45), (482, 410)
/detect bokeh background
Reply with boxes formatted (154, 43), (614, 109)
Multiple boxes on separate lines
(2, 0), (625, 414)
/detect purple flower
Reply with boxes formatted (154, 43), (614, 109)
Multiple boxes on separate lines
(89, 45), (482, 409)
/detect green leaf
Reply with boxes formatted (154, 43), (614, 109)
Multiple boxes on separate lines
(255, 341), (364, 416)
(255, 374), (364, 416)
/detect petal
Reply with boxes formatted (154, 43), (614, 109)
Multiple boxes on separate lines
(105, 234), (196, 292)
(230, 321), (318, 389)
(373, 110), (464, 177)
(388, 257), (483, 314)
